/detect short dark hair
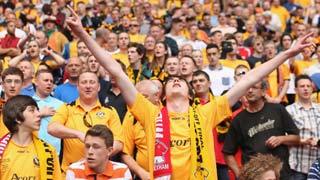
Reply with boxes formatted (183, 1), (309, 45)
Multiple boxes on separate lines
(295, 74), (312, 88)
(85, 125), (114, 148)
(192, 70), (210, 81)
(206, 43), (219, 52)
(2, 67), (24, 82)
(260, 80), (268, 90)
(128, 42), (146, 56)
(3, 95), (38, 134)
(209, 30), (222, 37)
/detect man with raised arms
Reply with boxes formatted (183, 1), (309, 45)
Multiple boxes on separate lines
(65, 6), (313, 180)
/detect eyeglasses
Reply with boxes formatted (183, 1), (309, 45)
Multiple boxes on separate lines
(83, 112), (92, 128)
(236, 71), (246, 76)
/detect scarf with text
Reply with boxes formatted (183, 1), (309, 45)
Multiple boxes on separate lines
(154, 105), (213, 179)
(154, 107), (172, 179)
(190, 104), (214, 179)
(0, 133), (55, 180)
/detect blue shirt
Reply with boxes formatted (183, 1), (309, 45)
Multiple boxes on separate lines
(33, 94), (64, 154)
(20, 84), (35, 97)
(53, 82), (79, 103)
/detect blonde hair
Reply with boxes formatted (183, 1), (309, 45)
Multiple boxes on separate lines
(239, 154), (282, 180)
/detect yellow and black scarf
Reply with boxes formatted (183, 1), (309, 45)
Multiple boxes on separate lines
(0, 133), (58, 180)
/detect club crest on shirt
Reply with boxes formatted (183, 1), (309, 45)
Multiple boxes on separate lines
(96, 111), (105, 118)
(33, 157), (40, 167)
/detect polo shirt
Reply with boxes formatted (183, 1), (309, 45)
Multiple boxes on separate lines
(51, 98), (123, 172)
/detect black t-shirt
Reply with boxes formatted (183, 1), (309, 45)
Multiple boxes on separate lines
(223, 103), (299, 179)
(247, 55), (266, 69)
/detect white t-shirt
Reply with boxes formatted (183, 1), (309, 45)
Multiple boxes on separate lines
(203, 65), (235, 96)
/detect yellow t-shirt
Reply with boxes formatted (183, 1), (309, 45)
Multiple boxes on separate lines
(129, 34), (146, 44)
(122, 112), (149, 171)
(112, 52), (129, 68)
(220, 59), (250, 70)
(271, 6), (290, 32)
(294, 0), (312, 8)
(255, 62), (290, 98)
(129, 93), (232, 179)
(292, 59), (318, 76)
(50, 99), (124, 172)
(0, 140), (40, 179)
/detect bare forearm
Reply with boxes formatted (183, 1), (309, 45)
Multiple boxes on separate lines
(0, 48), (10, 55)
(17, 36), (30, 49)
(50, 51), (66, 67)
(110, 140), (123, 157)
(227, 51), (292, 106)
(277, 80), (289, 100)
(76, 24), (137, 106)
(224, 154), (240, 177)
(122, 154), (150, 179)
(48, 122), (83, 139)
(9, 52), (26, 67)
(280, 134), (300, 146)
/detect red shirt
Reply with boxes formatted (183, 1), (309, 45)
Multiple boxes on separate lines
(0, 34), (20, 49)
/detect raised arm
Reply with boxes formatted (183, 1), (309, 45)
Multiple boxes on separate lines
(43, 48), (66, 67)
(65, 6), (137, 107)
(226, 33), (314, 106)
(8, 49), (27, 67)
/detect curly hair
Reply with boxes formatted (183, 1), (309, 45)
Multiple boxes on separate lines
(239, 154), (282, 180)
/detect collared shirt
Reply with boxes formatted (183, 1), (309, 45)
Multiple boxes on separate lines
(51, 98), (123, 172)
(203, 65), (235, 96)
(32, 94), (64, 154)
(20, 84), (36, 97)
(66, 160), (132, 180)
(286, 102), (320, 174)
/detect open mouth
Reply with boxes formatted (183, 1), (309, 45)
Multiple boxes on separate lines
(172, 83), (181, 88)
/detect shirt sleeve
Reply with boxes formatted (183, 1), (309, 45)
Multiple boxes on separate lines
(50, 103), (68, 125)
(107, 107), (124, 143)
(128, 93), (158, 129)
(222, 117), (242, 155)
(201, 95), (232, 128)
(280, 105), (299, 135)
(122, 112), (135, 156)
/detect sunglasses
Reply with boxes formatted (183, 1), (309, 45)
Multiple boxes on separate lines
(83, 112), (92, 128)
(236, 71), (246, 76)
(130, 24), (139, 27)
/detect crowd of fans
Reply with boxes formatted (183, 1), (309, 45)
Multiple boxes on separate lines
(1, 0), (320, 179)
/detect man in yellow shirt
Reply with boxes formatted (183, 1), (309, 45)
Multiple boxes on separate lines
(271, 0), (290, 32)
(122, 80), (161, 179)
(48, 72), (124, 173)
(128, 17), (146, 44)
(66, 6), (313, 179)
